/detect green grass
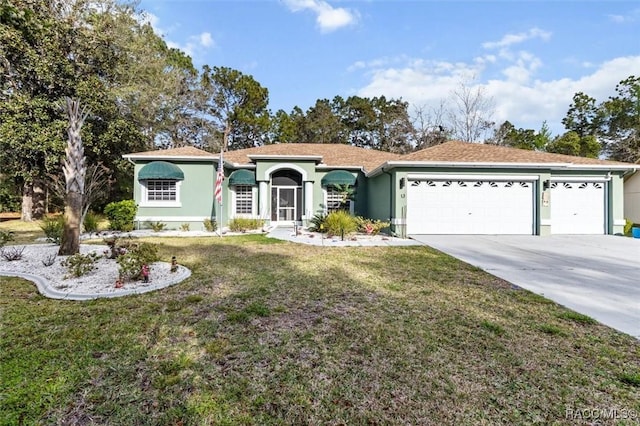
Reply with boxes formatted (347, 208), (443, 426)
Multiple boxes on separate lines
(1, 234), (639, 425)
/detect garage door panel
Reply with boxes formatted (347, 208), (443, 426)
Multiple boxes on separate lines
(551, 181), (605, 234)
(407, 179), (534, 235)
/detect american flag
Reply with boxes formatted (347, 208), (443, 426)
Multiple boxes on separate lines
(215, 150), (224, 204)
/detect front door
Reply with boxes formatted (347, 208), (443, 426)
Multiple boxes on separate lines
(270, 169), (304, 225)
(273, 187), (296, 221)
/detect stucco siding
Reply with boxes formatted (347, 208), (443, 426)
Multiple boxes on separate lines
(134, 161), (215, 230)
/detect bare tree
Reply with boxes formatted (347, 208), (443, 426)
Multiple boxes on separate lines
(447, 78), (495, 143)
(50, 163), (112, 229)
(59, 97), (88, 255)
(411, 102), (449, 150)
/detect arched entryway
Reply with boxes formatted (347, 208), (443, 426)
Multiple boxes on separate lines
(271, 169), (303, 223)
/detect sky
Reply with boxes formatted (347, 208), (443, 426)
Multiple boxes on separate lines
(138, 0), (640, 137)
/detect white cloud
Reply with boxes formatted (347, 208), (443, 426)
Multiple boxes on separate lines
(199, 32), (215, 48)
(355, 51), (640, 136)
(608, 9), (640, 23)
(482, 27), (551, 50)
(283, 0), (359, 32)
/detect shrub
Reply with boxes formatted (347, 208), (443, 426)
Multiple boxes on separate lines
(1, 246), (24, 261)
(203, 218), (217, 232)
(0, 230), (14, 248)
(83, 211), (100, 234)
(40, 215), (64, 244)
(104, 200), (137, 231)
(180, 223), (190, 231)
(308, 212), (328, 233)
(148, 221), (166, 232)
(116, 242), (159, 281)
(228, 218), (265, 232)
(325, 210), (357, 240)
(354, 216), (390, 235)
(61, 252), (100, 278)
(42, 253), (57, 267)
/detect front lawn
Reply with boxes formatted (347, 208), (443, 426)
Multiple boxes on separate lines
(1, 235), (639, 425)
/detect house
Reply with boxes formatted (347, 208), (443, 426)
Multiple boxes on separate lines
(624, 164), (640, 224)
(123, 141), (637, 236)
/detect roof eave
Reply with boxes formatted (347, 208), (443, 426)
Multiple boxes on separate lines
(123, 154), (216, 161)
(246, 154), (324, 162)
(367, 161), (636, 177)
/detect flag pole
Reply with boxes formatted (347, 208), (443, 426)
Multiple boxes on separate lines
(215, 147), (224, 237)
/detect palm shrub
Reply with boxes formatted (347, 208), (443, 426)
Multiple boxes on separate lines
(325, 210), (357, 240)
(82, 211), (100, 234)
(308, 212), (328, 233)
(104, 200), (137, 231)
(40, 215), (65, 244)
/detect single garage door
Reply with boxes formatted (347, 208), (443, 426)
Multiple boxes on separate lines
(406, 177), (535, 234)
(550, 180), (605, 234)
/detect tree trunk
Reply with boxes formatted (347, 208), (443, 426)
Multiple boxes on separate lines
(58, 190), (82, 255)
(32, 179), (46, 219)
(21, 181), (33, 222)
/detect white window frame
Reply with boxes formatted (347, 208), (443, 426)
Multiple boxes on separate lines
(140, 180), (182, 207)
(232, 185), (256, 217)
(324, 186), (354, 214)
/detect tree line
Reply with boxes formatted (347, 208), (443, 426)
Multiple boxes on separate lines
(1, 0), (638, 220)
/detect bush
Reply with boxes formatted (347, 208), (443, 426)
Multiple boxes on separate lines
(40, 215), (64, 244)
(228, 218), (265, 232)
(61, 252), (100, 278)
(104, 200), (137, 231)
(354, 216), (390, 235)
(325, 210), (357, 240)
(180, 223), (190, 231)
(203, 218), (217, 232)
(147, 221), (166, 232)
(0, 230), (14, 248)
(83, 211), (100, 234)
(1, 246), (25, 261)
(307, 212), (328, 233)
(116, 242), (159, 281)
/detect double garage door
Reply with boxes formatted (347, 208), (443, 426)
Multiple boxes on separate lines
(406, 176), (606, 235)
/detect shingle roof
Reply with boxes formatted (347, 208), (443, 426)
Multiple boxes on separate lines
(124, 146), (216, 159)
(223, 143), (401, 173)
(124, 141), (634, 172)
(402, 141), (631, 166)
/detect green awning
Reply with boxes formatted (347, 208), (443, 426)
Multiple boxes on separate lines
(228, 169), (256, 186)
(321, 170), (356, 186)
(138, 161), (184, 181)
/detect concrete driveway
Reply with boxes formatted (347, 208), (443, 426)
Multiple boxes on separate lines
(410, 235), (640, 339)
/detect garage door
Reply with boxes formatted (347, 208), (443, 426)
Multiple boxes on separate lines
(406, 177), (535, 234)
(550, 181), (605, 234)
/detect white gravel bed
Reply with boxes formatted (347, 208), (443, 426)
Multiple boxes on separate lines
(0, 244), (191, 300)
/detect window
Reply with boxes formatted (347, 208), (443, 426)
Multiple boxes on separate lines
(234, 185), (253, 215)
(147, 180), (177, 201)
(326, 187), (353, 213)
(141, 180), (181, 207)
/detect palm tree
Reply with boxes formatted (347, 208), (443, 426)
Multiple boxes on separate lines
(58, 98), (88, 255)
